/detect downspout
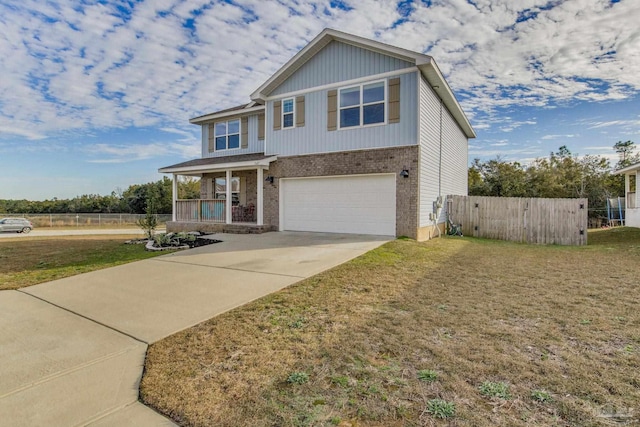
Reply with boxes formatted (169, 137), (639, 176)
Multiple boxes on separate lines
(432, 97), (444, 238)
(439, 97), (443, 197)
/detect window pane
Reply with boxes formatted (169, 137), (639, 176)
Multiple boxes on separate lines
(215, 136), (227, 150)
(363, 82), (385, 104)
(228, 134), (240, 149)
(340, 86), (360, 107)
(340, 106), (360, 128)
(227, 119), (240, 134)
(215, 178), (226, 193)
(283, 99), (294, 114)
(283, 113), (294, 128)
(231, 177), (240, 192)
(363, 103), (384, 125)
(214, 123), (226, 136)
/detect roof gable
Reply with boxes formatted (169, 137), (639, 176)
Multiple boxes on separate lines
(269, 40), (415, 97)
(251, 28), (475, 138)
(251, 28), (431, 100)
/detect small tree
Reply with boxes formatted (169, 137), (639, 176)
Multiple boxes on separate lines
(137, 193), (158, 239)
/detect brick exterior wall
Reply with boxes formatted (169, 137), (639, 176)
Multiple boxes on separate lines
(263, 146), (420, 238)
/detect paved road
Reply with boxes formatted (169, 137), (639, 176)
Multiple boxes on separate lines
(0, 228), (166, 238)
(1, 231), (391, 426)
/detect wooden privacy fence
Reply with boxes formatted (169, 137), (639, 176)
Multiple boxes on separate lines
(447, 196), (588, 246)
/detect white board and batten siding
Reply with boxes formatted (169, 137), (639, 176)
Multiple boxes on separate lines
(266, 71), (418, 157)
(269, 41), (415, 96)
(280, 174), (396, 236)
(201, 114), (265, 158)
(418, 75), (468, 227)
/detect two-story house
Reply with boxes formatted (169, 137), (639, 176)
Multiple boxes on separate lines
(159, 28), (476, 240)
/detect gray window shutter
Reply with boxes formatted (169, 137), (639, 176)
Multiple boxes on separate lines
(388, 78), (401, 124)
(327, 89), (337, 131)
(208, 124), (215, 152)
(241, 116), (249, 148)
(295, 96), (305, 127)
(257, 113), (265, 140)
(273, 100), (281, 131)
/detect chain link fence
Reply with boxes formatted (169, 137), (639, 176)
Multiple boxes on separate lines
(1, 213), (172, 228)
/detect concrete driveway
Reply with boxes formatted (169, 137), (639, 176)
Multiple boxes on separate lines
(1, 232), (390, 426)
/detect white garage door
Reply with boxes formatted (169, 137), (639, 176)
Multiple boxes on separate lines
(281, 174), (396, 236)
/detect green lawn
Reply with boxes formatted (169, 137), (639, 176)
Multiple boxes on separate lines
(0, 235), (165, 290)
(141, 227), (640, 427)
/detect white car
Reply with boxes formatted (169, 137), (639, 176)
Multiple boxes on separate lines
(0, 218), (33, 233)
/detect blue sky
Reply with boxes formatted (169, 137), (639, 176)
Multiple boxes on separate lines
(1, 0), (638, 200)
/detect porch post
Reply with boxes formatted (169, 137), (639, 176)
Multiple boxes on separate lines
(172, 174), (178, 222)
(225, 169), (232, 224)
(256, 167), (264, 226)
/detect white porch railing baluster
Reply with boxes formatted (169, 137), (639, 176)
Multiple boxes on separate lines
(176, 199), (226, 223)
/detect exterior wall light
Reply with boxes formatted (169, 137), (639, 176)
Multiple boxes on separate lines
(265, 176), (275, 183)
(400, 169), (409, 178)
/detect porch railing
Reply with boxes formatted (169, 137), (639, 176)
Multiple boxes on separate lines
(176, 199), (226, 223)
(628, 192), (636, 209)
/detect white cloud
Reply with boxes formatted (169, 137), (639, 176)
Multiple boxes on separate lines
(499, 120), (537, 133)
(0, 0), (639, 147)
(541, 134), (576, 140)
(587, 119), (640, 129)
(87, 139), (199, 163)
(0, 125), (47, 140)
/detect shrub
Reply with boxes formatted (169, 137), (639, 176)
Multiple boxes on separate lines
(426, 399), (456, 419)
(137, 197), (158, 239)
(531, 389), (553, 402)
(287, 372), (309, 385)
(417, 369), (438, 382)
(479, 381), (511, 399)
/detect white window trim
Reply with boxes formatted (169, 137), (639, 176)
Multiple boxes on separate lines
(214, 119), (242, 151)
(337, 79), (387, 130)
(282, 97), (296, 129)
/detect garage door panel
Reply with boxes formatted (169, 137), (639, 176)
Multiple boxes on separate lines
(281, 175), (396, 236)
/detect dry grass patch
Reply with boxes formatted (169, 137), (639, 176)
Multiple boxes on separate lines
(141, 228), (640, 426)
(0, 235), (164, 290)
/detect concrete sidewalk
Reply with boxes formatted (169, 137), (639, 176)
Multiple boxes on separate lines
(1, 232), (390, 426)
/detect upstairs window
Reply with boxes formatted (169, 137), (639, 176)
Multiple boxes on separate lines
(214, 119), (240, 151)
(282, 98), (295, 128)
(339, 81), (386, 128)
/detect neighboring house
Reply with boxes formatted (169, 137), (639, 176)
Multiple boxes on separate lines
(159, 28), (476, 240)
(614, 162), (640, 227)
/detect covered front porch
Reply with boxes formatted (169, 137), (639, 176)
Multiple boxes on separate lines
(158, 154), (277, 233)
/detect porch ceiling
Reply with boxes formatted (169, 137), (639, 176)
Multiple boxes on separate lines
(159, 153), (277, 175)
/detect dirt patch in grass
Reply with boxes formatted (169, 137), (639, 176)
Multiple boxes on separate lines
(141, 228), (640, 426)
(0, 235), (166, 290)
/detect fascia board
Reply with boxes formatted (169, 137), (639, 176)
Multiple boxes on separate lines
(158, 156), (278, 174)
(189, 105), (266, 124)
(418, 61), (476, 139)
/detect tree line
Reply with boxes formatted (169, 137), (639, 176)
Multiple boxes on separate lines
(469, 141), (638, 218)
(0, 176), (200, 215)
(2, 142), (637, 218)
